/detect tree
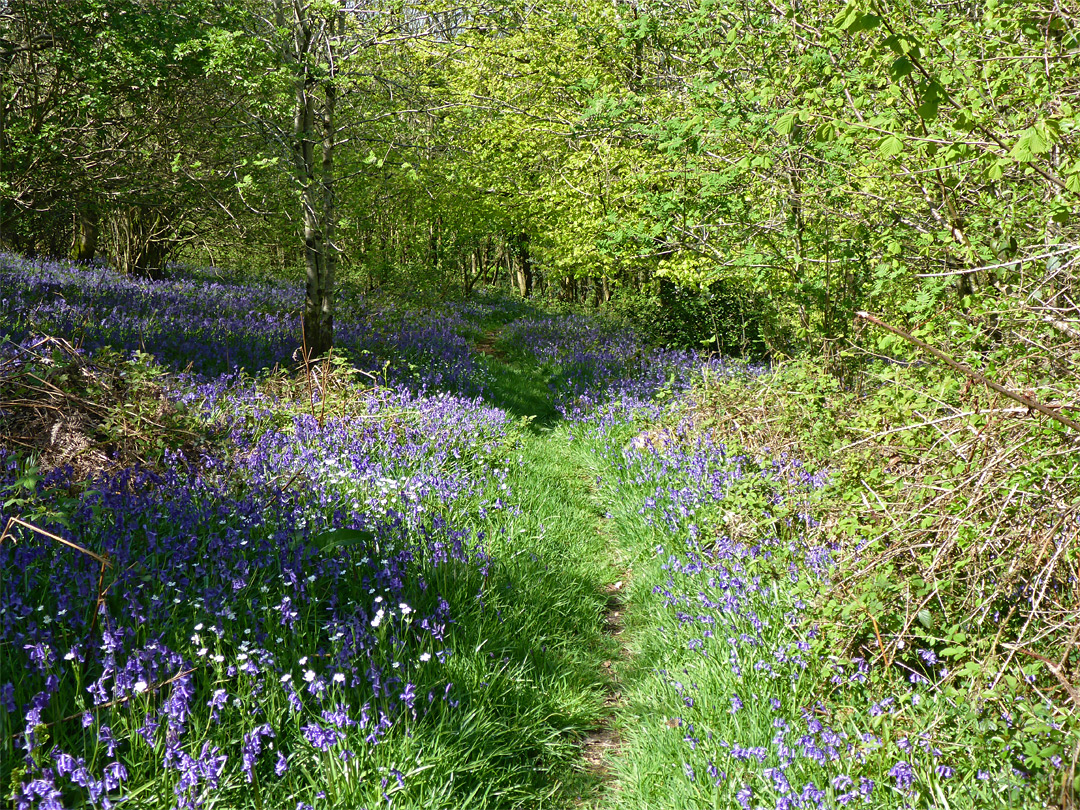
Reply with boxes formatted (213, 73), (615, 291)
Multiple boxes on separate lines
(0, 0), (236, 274)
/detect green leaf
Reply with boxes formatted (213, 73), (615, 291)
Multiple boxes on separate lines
(1011, 126), (1051, 161)
(310, 528), (377, 554)
(775, 112), (798, 136)
(889, 57), (913, 81)
(814, 122), (836, 142)
(878, 135), (904, 157)
(917, 85), (940, 120)
(1028, 126), (1050, 153)
(917, 608), (933, 629)
(848, 13), (880, 32)
(835, 5), (861, 30)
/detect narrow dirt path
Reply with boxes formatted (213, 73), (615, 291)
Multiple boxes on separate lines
(469, 329), (630, 807)
(473, 327), (504, 359)
(576, 477), (632, 807)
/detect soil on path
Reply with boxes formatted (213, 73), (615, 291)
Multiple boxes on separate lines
(576, 497), (632, 807)
(473, 327), (505, 360)
(580, 573), (628, 787)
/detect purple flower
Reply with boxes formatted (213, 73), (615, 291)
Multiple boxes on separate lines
(859, 776), (874, 798)
(888, 760), (916, 790)
(302, 722), (342, 751)
(98, 725), (117, 757)
(103, 761), (128, 791)
(242, 724), (275, 782)
(53, 751), (79, 778)
(321, 705), (356, 729)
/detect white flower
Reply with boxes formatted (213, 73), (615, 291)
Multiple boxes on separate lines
(419, 653), (431, 662)
(197, 648), (208, 657)
(333, 673), (346, 684)
(280, 673), (292, 683)
(133, 680), (148, 693)
(213, 654), (225, 663)
(398, 603), (412, 616)
(64, 650), (76, 661)
(299, 656), (308, 665)
(304, 670), (316, 682)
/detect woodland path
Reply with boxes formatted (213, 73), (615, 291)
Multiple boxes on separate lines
(472, 328), (631, 807)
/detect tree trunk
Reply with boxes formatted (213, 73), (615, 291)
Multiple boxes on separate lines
(72, 200), (99, 262)
(513, 231), (532, 297)
(283, 0), (337, 359)
(297, 55), (337, 357)
(109, 206), (171, 278)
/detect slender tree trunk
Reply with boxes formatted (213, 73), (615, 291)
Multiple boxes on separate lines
(73, 200), (99, 262)
(298, 65), (336, 356)
(110, 206), (170, 278)
(515, 231), (532, 297)
(285, 1), (337, 358)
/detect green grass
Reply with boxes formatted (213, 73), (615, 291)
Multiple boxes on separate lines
(8, 306), (1073, 810)
(570, 419), (1073, 810)
(480, 354), (562, 429)
(316, 419), (618, 807)
(295, 365), (619, 808)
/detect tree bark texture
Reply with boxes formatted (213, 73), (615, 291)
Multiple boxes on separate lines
(513, 231), (532, 297)
(291, 5), (337, 358)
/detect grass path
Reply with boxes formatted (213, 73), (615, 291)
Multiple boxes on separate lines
(575, 461), (632, 808)
(474, 337), (635, 808)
